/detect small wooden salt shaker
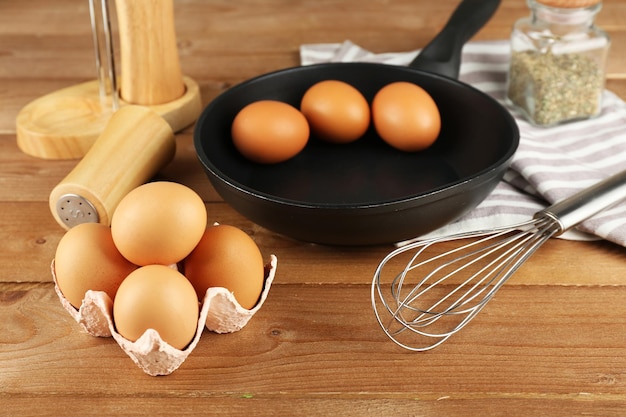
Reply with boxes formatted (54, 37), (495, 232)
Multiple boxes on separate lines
(49, 105), (175, 229)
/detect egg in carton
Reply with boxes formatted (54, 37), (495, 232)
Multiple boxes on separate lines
(51, 255), (277, 376)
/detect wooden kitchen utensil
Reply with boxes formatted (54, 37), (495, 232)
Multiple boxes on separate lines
(49, 105), (176, 229)
(16, 0), (201, 160)
(115, 0), (186, 105)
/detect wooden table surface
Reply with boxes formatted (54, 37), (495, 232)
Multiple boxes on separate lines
(2, 0), (626, 415)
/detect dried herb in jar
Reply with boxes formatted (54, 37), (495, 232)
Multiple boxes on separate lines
(506, 0), (610, 127)
(507, 50), (604, 126)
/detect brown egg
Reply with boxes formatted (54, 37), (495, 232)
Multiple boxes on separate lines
(111, 181), (207, 266)
(231, 100), (309, 164)
(183, 224), (265, 310)
(113, 265), (199, 350)
(372, 81), (441, 152)
(54, 222), (137, 309)
(300, 80), (370, 143)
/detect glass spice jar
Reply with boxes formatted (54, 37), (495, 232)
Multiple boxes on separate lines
(506, 0), (610, 127)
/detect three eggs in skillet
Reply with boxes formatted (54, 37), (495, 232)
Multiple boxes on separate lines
(231, 79), (442, 164)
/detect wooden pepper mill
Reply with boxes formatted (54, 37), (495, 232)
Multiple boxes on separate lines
(115, 0), (186, 105)
(17, 0), (201, 160)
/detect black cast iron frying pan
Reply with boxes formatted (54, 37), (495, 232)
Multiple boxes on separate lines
(193, 0), (519, 245)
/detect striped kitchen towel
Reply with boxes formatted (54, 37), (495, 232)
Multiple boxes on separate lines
(300, 40), (626, 247)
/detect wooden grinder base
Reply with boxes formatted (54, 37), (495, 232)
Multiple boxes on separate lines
(15, 76), (201, 160)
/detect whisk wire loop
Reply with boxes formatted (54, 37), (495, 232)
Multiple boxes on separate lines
(372, 216), (559, 351)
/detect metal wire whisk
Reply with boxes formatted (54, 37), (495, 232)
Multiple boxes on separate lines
(371, 169), (626, 351)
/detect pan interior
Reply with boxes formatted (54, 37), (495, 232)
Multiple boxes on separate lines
(195, 63), (518, 209)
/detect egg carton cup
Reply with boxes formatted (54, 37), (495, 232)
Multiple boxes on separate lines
(51, 255), (277, 376)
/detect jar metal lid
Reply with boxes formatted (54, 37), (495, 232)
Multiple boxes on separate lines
(535, 0), (601, 8)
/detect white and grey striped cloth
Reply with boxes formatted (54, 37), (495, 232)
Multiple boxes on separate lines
(300, 40), (626, 247)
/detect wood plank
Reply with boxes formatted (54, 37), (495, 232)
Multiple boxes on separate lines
(1, 285), (625, 400)
(0, 202), (626, 285)
(0, 393), (623, 417)
(0, 199), (625, 285)
(1, 397), (624, 417)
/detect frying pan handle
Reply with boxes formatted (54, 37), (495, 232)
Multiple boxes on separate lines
(409, 0), (500, 79)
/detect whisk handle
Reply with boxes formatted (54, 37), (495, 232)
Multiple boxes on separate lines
(537, 169), (626, 234)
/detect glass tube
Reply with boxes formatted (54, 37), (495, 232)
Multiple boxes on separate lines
(89, 0), (119, 111)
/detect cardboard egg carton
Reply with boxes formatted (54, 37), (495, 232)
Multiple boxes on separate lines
(51, 255), (277, 376)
